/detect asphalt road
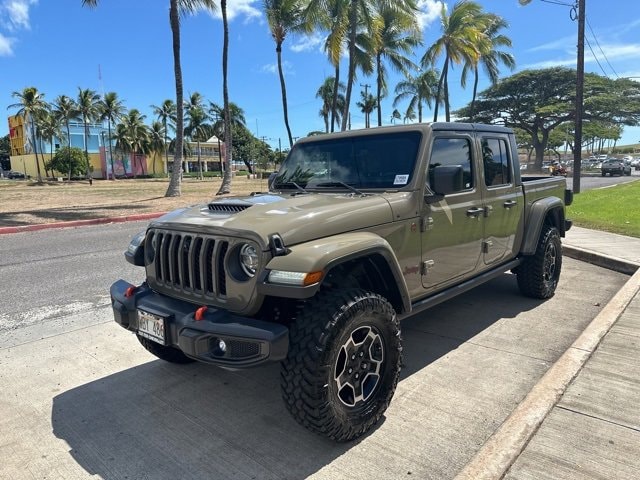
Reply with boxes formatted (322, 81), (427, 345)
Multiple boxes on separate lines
(0, 222), (630, 479)
(562, 170), (638, 191)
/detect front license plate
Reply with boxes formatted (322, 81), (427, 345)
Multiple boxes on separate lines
(137, 310), (166, 345)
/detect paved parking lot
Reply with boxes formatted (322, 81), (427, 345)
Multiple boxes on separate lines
(0, 258), (628, 480)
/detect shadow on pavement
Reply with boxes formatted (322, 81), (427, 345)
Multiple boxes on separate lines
(0, 204), (156, 226)
(51, 274), (543, 480)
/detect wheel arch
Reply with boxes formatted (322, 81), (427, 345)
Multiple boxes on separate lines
(522, 197), (566, 255)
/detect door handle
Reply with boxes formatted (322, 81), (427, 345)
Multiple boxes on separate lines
(503, 200), (517, 209)
(466, 207), (484, 218)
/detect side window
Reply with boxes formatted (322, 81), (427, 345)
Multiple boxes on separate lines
(481, 138), (511, 187)
(428, 137), (473, 192)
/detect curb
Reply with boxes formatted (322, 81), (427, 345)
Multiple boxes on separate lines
(0, 212), (166, 235)
(455, 266), (640, 480)
(563, 245), (640, 275)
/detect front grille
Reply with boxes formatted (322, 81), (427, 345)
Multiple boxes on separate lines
(147, 229), (229, 300)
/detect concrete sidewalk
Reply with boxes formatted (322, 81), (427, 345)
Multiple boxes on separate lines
(458, 227), (640, 479)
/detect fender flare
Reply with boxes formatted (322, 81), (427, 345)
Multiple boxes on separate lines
(257, 232), (411, 314)
(522, 197), (565, 255)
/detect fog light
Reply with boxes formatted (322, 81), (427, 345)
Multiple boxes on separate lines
(218, 339), (227, 353)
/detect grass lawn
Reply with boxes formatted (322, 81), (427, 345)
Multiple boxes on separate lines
(568, 180), (640, 237)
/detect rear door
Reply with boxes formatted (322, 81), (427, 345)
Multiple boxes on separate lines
(478, 134), (523, 265)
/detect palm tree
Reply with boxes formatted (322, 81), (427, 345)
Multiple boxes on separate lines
(36, 109), (64, 177)
(98, 92), (126, 180)
(217, 0), (233, 195)
(390, 108), (401, 124)
(121, 109), (150, 177)
(151, 99), (176, 175)
(371, 2), (420, 126)
(76, 87), (101, 183)
(113, 122), (132, 177)
(356, 90), (377, 128)
(184, 96), (212, 180)
(393, 69), (439, 123)
(147, 121), (167, 175)
(461, 13), (514, 121)
(81, 0), (216, 195)
(52, 95), (78, 180)
(210, 101), (246, 174)
(316, 77), (345, 132)
(422, 0), (488, 122)
(8, 87), (48, 182)
(264, 0), (304, 147)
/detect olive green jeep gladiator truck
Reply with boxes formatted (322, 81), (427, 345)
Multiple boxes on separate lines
(111, 123), (572, 441)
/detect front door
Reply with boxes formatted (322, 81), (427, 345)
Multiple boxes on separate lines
(421, 135), (484, 290)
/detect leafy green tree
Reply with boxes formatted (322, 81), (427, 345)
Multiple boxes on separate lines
(52, 95), (78, 180)
(422, 0), (488, 121)
(82, 0), (216, 196)
(76, 87), (101, 183)
(98, 92), (126, 180)
(460, 13), (514, 121)
(8, 87), (48, 182)
(264, 0), (305, 147)
(0, 134), (9, 155)
(151, 99), (177, 174)
(45, 147), (89, 177)
(393, 69), (439, 123)
(371, 1), (420, 126)
(316, 76), (345, 132)
(456, 68), (640, 169)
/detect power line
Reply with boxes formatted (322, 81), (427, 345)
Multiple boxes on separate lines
(584, 35), (608, 77)
(586, 17), (619, 78)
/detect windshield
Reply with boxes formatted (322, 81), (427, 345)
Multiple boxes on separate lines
(273, 131), (422, 190)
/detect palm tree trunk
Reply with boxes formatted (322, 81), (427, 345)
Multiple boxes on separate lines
(433, 56), (448, 122)
(341, 2), (358, 132)
(444, 60), (451, 122)
(197, 139), (203, 180)
(330, 65), (340, 133)
(376, 53), (383, 127)
(216, 0), (233, 195)
(470, 67), (479, 122)
(165, 0), (184, 197)
(276, 43), (294, 148)
(418, 101), (422, 123)
(30, 118), (43, 182)
(108, 119), (116, 180)
(83, 120), (92, 185)
(66, 121), (72, 181)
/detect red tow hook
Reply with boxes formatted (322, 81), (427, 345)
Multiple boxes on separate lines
(194, 306), (208, 321)
(124, 285), (139, 298)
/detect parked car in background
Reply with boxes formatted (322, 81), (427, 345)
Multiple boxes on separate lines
(601, 158), (632, 176)
(6, 171), (26, 179)
(631, 157), (640, 170)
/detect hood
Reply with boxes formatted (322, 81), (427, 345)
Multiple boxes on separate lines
(150, 192), (395, 248)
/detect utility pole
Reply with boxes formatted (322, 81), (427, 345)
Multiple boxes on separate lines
(573, 0), (585, 194)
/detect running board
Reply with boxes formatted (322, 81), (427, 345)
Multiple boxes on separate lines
(400, 258), (522, 320)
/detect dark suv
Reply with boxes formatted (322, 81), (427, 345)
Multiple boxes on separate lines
(601, 159), (631, 176)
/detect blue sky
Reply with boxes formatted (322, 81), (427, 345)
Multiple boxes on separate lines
(1, 0), (640, 151)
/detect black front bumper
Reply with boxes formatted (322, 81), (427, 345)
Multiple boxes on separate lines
(110, 279), (289, 367)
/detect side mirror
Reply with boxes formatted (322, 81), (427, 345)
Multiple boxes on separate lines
(428, 165), (464, 197)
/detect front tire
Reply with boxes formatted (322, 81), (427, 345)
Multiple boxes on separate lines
(281, 289), (401, 442)
(136, 334), (195, 364)
(517, 224), (562, 299)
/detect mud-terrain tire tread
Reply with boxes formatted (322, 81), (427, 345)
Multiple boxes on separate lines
(280, 289), (401, 442)
(136, 334), (195, 364)
(517, 224), (562, 299)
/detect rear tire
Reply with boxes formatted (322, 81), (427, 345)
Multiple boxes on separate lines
(517, 224), (562, 299)
(281, 289), (401, 442)
(136, 334), (195, 364)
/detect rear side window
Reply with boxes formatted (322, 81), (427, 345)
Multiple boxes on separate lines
(428, 137), (473, 192)
(481, 138), (511, 186)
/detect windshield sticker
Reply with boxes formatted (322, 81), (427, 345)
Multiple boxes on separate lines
(394, 174), (409, 185)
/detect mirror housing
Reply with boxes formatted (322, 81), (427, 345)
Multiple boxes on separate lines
(429, 165), (463, 196)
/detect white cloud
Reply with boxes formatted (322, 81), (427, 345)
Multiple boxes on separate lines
(209, 0), (261, 22)
(290, 33), (324, 53)
(0, 32), (14, 55)
(1, 0), (37, 31)
(260, 60), (294, 75)
(416, 0), (443, 30)
(522, 43), (640, 70)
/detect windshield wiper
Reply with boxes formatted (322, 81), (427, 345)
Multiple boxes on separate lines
(316, 181), (364, 196)
(275, 181), (309, 194)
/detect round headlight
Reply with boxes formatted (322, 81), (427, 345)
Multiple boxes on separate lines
(239, 244), (259, 277)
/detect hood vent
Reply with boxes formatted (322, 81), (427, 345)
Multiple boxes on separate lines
(207, 202), (251, 213)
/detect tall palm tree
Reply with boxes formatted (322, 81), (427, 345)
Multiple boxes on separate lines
(210, 100), (245, 175)
(316, 77), (345, 132)
(36, 109), (64, 177)
(52, 95), (78, 180)
(113, 122), (132, 177)
(76, 88), (101, 183)
(393, 68), (439, 123)
(147, 121), (167, 175)
(216, 0), (233, 195)
(184, 98), (212, 180)
(151, 99), (176, 175)
(264, 0), (304, 147)
(356, 90), (376, 128)
(121, 109), (150, 177)
(8, 87), (48, 182)
(422, 0), (488, 122)
(98, 92), (125, 180)
(461, 13), (514, 121)
(371, 2), (420, 126)
(81, 0), (216, 195)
